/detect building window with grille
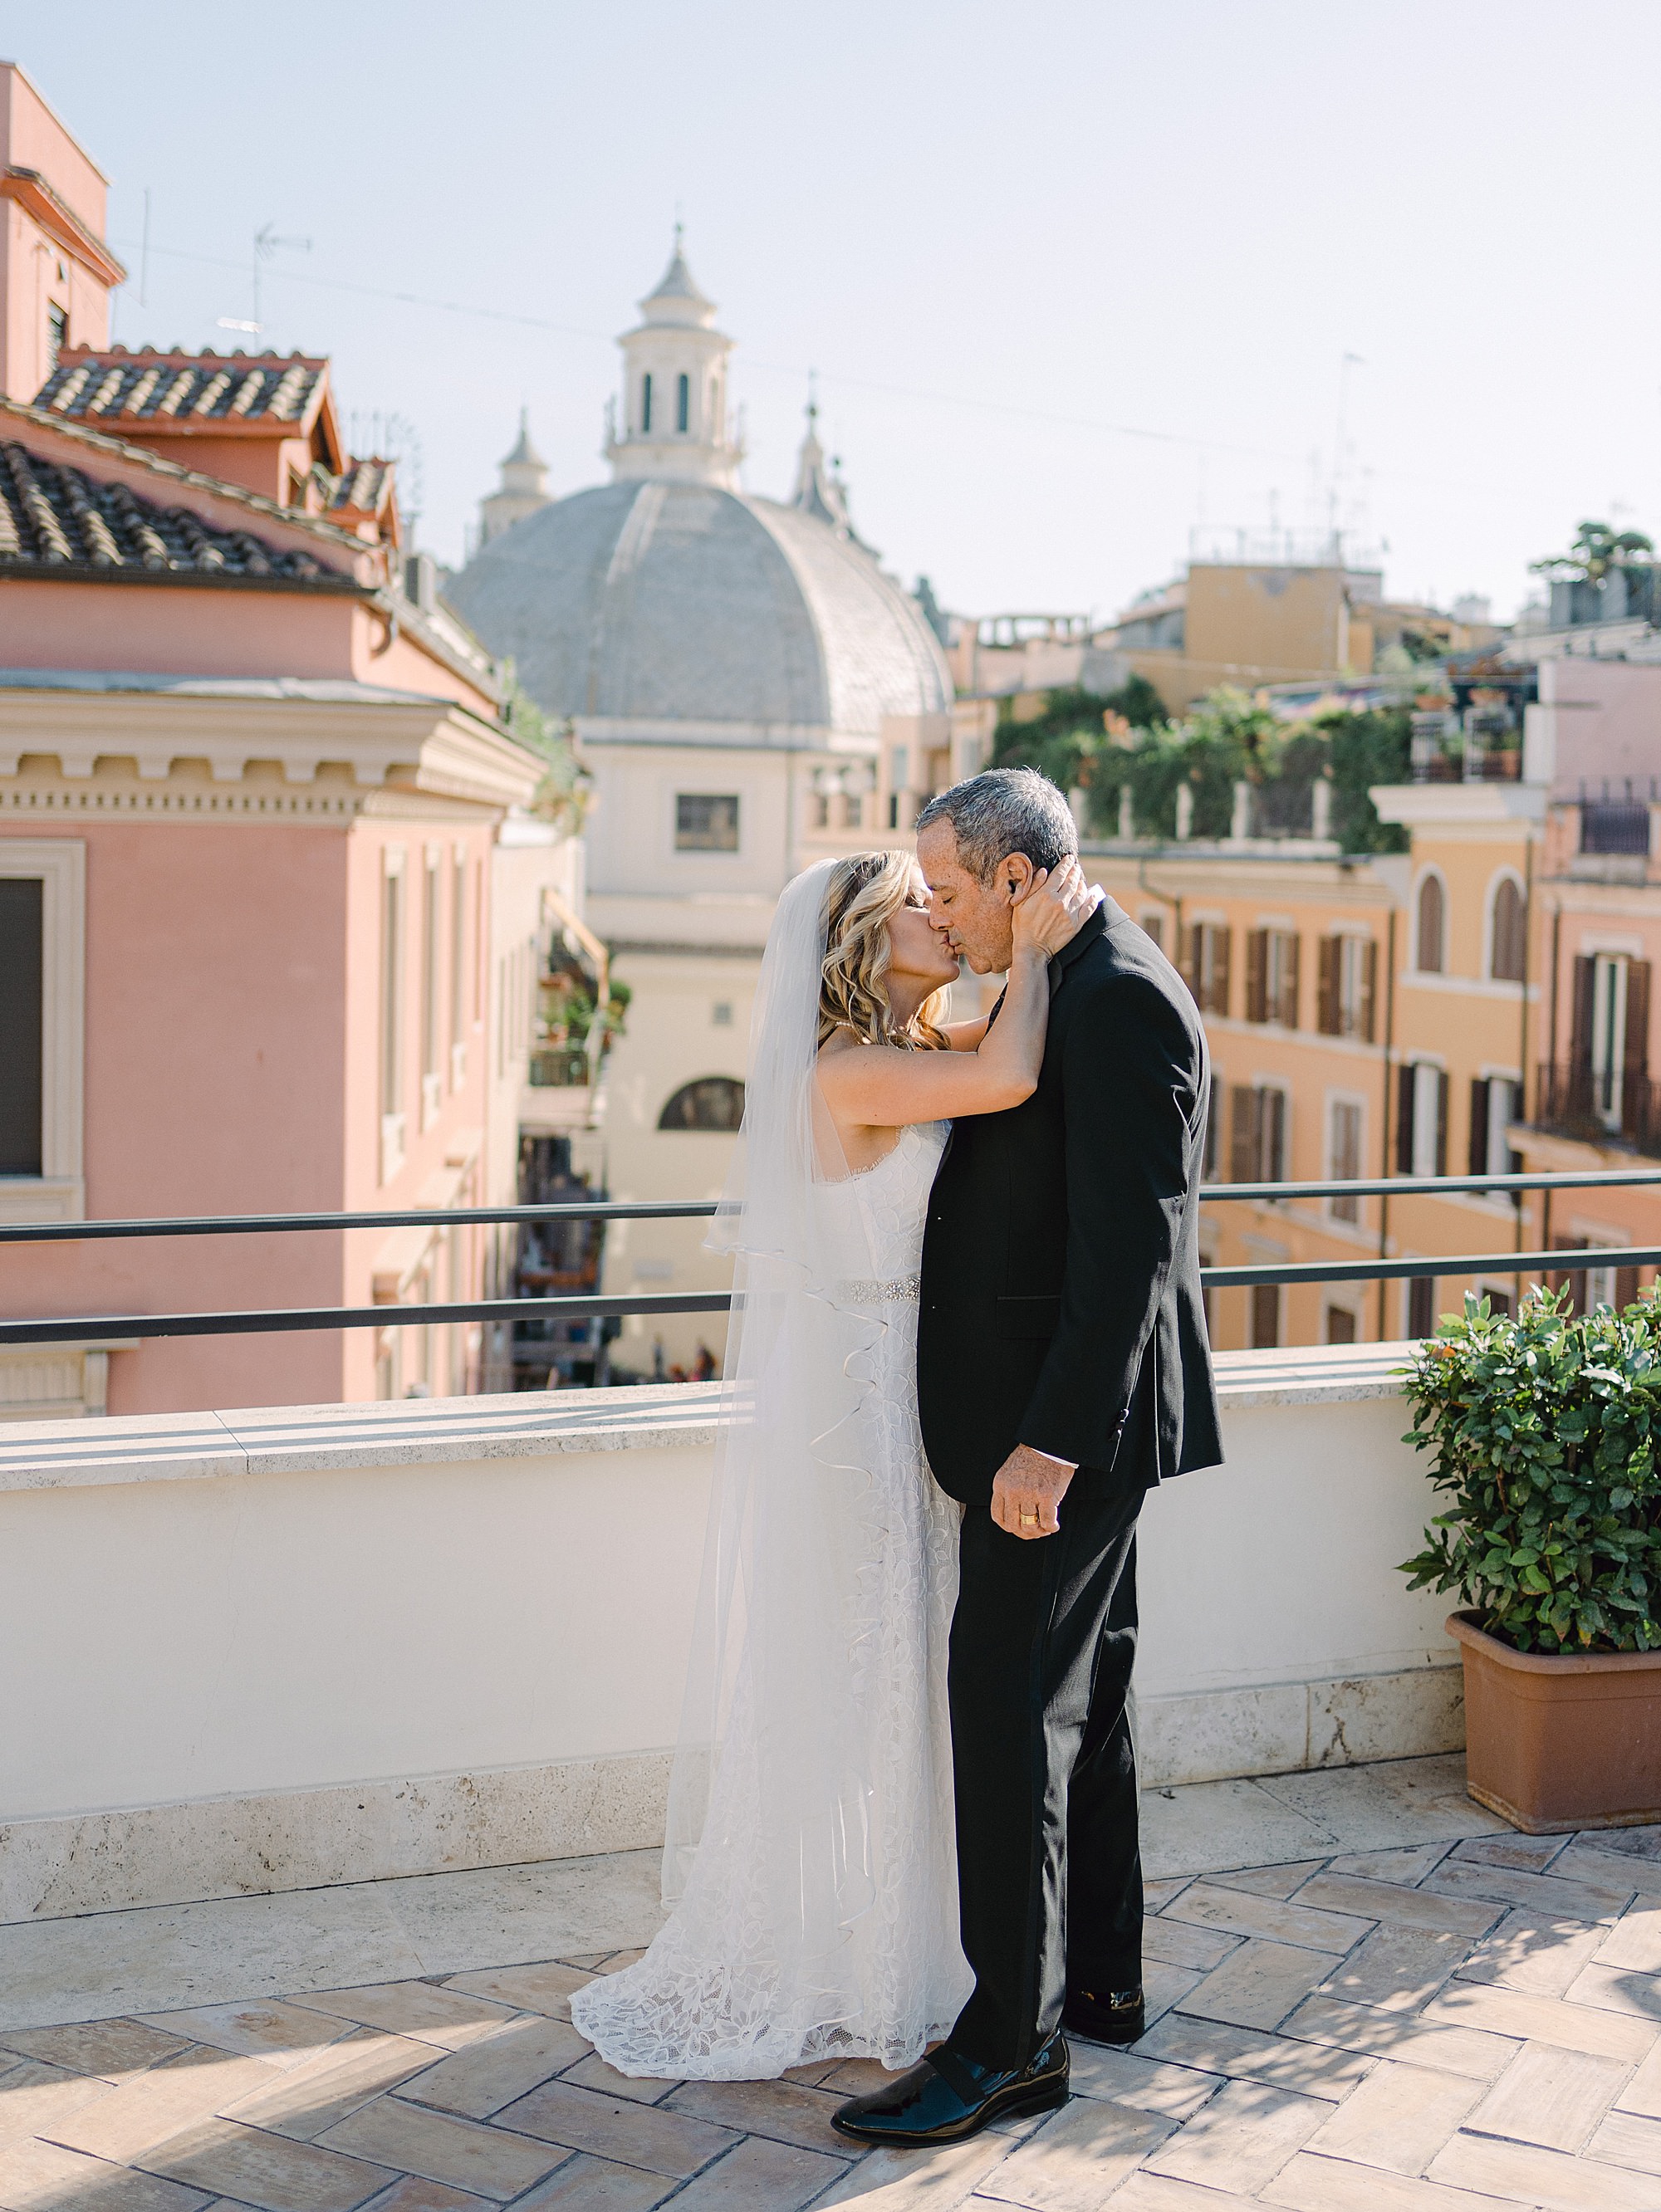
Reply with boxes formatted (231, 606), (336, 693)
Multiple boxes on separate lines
(1415, 873), (1446, 973)
(1183, 922), (1232, 1015)
(1489, 874), (1526, 983)
(675, 794), (740, 851)
(1246, 928), (1300, 1025)
(1316, 933), (1377, 1039)
(1397, 1059), (1448, 1178)
(1328, 1097), (1363, 1222)
(1232, 1083), (1287, 1183)
(677, 372), (690, 433)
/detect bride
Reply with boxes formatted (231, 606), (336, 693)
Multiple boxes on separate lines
(571, 846), (1088, 2080)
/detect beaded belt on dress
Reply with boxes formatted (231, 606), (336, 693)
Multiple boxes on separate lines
(838, 1274), (921, 1304)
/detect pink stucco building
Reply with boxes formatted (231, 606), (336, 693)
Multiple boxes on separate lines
(0, 61), (577, 1419)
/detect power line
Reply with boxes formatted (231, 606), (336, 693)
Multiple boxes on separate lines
(109, 233), (1300, 466)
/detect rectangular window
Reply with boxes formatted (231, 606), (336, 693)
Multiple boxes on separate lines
(1251, 1282), (1281, 1348)
(1140, 912), (1164, 952)
(811, 791), (831, 830)
(1231, 1084), (1286, 1182)
(380, 853), (405, 1182)
(843, 793), (864, 830)
(641, 373), (653, 432)
(47, 303), (67, 370)
(1326, 1304), (1358, 1344)
(1317, 934), (1377, 1039)
(1408, 1274), (1437, 1338)
(420, 852), (441, 1126)
(0, 878), (43, 1176)
(675, 794), (740, 851)
(1247, 929), (1299, 1025)
(890, 746), (909, 794)
(1397, 1060), (1448, 1178)
(1185, 923), (1231, 1015)
(450, 852), (467, 1088)
(677, 371), (690, 433)
(1203, 1079), (1222, 1181)
(1329, 1099), (1362, 1222)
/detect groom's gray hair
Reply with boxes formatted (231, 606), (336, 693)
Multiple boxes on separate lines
(915, 766), (1078, 886)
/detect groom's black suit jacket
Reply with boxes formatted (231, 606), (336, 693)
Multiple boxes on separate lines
(918, 897), (1222, 1505)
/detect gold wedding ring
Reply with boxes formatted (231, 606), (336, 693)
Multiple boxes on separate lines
(1019, 1510), (1038, 1527)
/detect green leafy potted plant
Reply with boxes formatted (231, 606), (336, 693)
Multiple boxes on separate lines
(1401, 1289), (1661, 1833)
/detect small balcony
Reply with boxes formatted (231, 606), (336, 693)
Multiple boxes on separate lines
(1409, 708), (1522, 785)
(1534, 1060), (1661, 1157)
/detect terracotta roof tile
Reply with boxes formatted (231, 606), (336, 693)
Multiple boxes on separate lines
(33, 347), (327, 432)
(0, 440), (338, 581)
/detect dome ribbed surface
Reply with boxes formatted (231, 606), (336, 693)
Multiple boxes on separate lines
(448, 481), (948, 734)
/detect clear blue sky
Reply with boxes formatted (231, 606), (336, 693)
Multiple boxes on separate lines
(21, 2), (1661, 624)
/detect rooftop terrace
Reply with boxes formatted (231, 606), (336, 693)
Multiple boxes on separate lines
(4, 1351), (1659, 2205)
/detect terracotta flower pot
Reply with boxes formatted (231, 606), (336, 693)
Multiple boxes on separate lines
(1448, 1609), (1661, 1833)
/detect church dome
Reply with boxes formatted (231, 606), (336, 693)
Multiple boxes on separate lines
(448, 476), (950, 737)
(450, 240), (948, 740)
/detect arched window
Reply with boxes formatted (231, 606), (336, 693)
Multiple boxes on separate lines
(1416, 874), (1445, 974)
(1490, 875), (1526, 982)
(676, 372), (690, 433)
(641, 373), (653, 433)
(659, 1077), (745, 1132)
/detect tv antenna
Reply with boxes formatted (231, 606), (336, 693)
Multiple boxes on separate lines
(217, 223), (311, 340)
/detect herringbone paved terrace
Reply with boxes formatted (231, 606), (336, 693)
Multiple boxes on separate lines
(8, 1759), (1661, 2209)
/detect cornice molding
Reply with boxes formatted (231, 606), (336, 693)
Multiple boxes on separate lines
(0, 691), (544, 812)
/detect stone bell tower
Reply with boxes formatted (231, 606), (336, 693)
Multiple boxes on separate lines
(604, 232), (743, 490)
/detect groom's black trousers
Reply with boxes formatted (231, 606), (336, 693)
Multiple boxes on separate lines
(947, 1462), (1149, 2071)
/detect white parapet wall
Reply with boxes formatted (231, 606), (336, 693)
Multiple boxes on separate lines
(0, 1344), (1459, 1922)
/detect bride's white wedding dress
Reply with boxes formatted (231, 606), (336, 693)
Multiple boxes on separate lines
(570, 1117), (972, 2078)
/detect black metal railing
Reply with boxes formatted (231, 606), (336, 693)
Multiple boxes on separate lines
(2, 1167), (1659, 1350)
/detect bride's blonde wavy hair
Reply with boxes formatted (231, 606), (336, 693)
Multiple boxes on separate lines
(818, 850), (952, 1051)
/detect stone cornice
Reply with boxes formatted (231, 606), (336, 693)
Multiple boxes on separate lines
(0, 688), (544, 810)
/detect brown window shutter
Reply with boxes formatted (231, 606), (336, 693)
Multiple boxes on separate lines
(1280, 934), (1301, 1029)
(1397, 1061), (1416, 1174)
(1617, 1264), (1641, 1310)
(1570, 955), (1597, 1071)
(1317, 937), (1340, 1034)
(1245, 930), (1267, 1022)
(1468, 1079), (1490, 1176)
(1435, 1069), (1449, 1177)
(1359, 940), (1377, 1042)
(1625, 960), (1651, 1080)
(1264, 1087), (1286, 1179)
(1231, 1084), (1258, 1181)
(1210, 927), (1232, 1016)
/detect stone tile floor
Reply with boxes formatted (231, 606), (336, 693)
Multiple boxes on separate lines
(12, 1756), (1661, 2208)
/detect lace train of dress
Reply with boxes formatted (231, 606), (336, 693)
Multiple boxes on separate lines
(569, 1121), (972, 2079)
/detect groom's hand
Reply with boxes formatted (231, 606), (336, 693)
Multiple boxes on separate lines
(992, 1443), (1077, 1539)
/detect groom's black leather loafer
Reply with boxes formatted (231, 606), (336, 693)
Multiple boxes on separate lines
(1061, 1986), (1145, 2045)
(830, 2033), (1069, 2146)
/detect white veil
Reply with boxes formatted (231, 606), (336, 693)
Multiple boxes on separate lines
(661, 858), (898, 1975)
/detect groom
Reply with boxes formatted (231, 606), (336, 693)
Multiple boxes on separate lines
(835, 767), (1222, 2147)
